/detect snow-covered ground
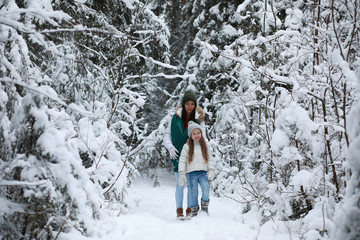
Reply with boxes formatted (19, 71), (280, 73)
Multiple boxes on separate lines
(60, 173), (300, 240)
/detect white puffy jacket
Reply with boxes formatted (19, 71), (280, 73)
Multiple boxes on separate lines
(178, 141), (214, 174)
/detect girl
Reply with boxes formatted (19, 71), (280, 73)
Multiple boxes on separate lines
(163, 90), (207, 220)
(178, 121), (214, 217)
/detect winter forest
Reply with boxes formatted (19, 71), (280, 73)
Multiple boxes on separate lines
(0, 0), (360, 239)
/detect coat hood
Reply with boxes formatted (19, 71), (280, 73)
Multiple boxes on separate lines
(175, 106), (205, 123)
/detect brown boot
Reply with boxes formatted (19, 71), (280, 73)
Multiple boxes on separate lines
(186, 208), (191, 218)
(176, 208), (185, 220)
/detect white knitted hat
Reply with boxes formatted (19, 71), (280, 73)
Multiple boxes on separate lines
(187, 121), (202, 137)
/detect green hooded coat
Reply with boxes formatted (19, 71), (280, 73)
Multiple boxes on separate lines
(170, 114), (200, 172)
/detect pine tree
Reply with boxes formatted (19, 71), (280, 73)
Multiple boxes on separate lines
(0, 0), (172, 237)
(333, 78), (360, 239)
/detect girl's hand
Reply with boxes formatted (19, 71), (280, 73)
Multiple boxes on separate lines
(179, 172), (187, 186)
(207, 171), (214, 181)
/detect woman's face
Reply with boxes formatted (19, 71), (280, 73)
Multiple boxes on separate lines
(184, 101), (195, 115)
(191, 128), (202, 142)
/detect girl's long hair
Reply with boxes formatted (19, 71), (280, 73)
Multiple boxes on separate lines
(187, 130), (209, 164)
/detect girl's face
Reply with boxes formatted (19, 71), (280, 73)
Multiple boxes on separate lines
(184, 101), (195, 115)
(191, 128), (202, 142)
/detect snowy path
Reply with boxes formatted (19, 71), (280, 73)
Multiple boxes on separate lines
(61, 173), (299, 240)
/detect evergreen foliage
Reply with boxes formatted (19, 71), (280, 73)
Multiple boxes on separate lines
(0, 0), (171, 237)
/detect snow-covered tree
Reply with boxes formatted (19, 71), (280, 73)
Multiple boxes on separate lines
(152, 1), (360, 238)
(332, 74), (360, 239)
(0, 0), (172, 237)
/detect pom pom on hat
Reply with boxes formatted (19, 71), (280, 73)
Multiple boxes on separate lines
(187, 121), (202, 137)
(182, 90), (197, 107)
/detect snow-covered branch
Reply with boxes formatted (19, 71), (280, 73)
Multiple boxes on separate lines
(0, 180), (47, 186)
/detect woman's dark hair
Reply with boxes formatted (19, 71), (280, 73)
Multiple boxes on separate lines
(181, 104), (196, 127)
(181, 90), (197, 127)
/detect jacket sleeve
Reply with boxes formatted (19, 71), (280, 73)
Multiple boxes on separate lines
(178, 143), (189, 173)
(163, 116), (175, 150)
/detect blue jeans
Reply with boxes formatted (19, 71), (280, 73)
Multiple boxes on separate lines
(187, 171), (209, 207)
(174, 172), (191, 209)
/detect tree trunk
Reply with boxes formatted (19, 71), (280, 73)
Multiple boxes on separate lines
(322, 94), (340, 193)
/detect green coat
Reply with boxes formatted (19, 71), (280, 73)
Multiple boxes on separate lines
(170, 114), (199, 172)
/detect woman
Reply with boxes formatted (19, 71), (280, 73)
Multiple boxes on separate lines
(163, 90), (207, 220)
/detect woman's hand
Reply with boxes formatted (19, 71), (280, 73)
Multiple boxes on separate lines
(169, 147), (178, 159)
